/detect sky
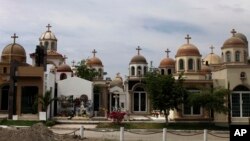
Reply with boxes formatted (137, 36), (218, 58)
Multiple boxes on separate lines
(1, 0), (250, 79)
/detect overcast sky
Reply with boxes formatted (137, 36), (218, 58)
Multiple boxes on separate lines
(1, 0), (250, 79)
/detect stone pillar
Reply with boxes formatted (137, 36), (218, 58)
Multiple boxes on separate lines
(16, 86), (21, 115)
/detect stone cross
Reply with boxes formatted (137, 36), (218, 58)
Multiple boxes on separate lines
(185, 34), (191, 44)
(11, 33), (18, 44)
(72, 60), (76, 66)
(231, 29), (236, 36)
(46, 24), (52, 31)
(210, 45), (214, 54)
(136, 46), (142, 55)
(165, 48), (170, 58)
(92, 49), (97, 57)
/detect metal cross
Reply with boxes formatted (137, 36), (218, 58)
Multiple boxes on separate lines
(185, 34), (191, 44)
(210, 45), (214, 54)
(165, 48), (170, 58)
(136, 46), (142, 55)
(46, 24), (52, 31)
(72, 60), (75, 66)
(11, 33), (18, 44)
(231, 29), (236, 36)
(92, 49), (97, 57)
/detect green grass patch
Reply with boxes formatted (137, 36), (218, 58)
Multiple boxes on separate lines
(0, 119), (41, 126)
(97, 122), (229, 130)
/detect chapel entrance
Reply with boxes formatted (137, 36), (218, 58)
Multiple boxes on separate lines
(0, 85), (9, 110)
(21, 86), (38, 114)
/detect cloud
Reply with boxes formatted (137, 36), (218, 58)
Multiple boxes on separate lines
(143, 18), (205, 34)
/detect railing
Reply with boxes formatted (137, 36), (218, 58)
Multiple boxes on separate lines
(51, 126), (229, 141)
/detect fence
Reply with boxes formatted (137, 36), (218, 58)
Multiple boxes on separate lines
(52, 126), (229, 141)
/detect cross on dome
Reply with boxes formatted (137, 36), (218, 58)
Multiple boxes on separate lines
(210, 45), (214, 54)
(136, 46), (142, 55)
(165, 48), (170, 58)
(92, 49), (97, 57)
(11, 33), (18, 44)
(72, 60), (75, 66)
(185, 34), (191, 44)
(63, 55), (68, 63)
(231, 29), (236, 36)
(46, 24), (52, 32)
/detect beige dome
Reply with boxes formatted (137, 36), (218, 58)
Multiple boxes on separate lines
(203, 53), (221, 65)
(1, 43), (26, 63)
(235, 33), (248, 44)
(176, 43), (201, 57)
(159, 58), (175, 68)
(57, 64), (72, 72)
(86, 57), (103, 67)
(40, 31), (57, 41)
(110, 73), (123, 87)
(130, 55), (147, 64)
(222, 37), (246, 49)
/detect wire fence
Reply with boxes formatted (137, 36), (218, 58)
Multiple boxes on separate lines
(51, 126), (230, 141)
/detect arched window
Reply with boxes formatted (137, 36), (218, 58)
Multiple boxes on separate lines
(131, 66), (135, 76)
(137, 66), (142, 76)
(133, 86), (146, 112)
(179, 59), (184, 70)
(60, 73), (67, 80)
(244, 51), (247, 62)
(3, 67), (7, 74)
(51, 42), (55, 50)
(98, 68), (102, 77)
(235, 51), (240, 62)
(240, 72), (246, 78)
(144, 66), (147, 75)
(161, 69), (164, 75)
(226, 51), (231, 62)
(167, 69), (172, 75)
(221, 52), (224, 62)
(188, 59), (193, 70)
(45, 41), (49, 49)
(197, 59), (201, 70)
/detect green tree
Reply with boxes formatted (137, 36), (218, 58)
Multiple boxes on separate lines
(187, 88), (229, 119)
(145, 72), (187, 125)
(36, 90), (56, 120)
(75, 60), (99, 81)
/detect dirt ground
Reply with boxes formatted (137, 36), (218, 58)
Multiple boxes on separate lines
(0, 123), (100, 141)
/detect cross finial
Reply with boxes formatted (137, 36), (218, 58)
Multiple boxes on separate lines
(92, 49), (97, 57)
(210, 45), (215, 54)
(231, 29), (236, 36)
(72, 60), (75, 66)
(165, 48), (171, 58)
(46, 24), (52, 31)
(63, 55), (68, 63)
(136, 46), (142, 55)
(185, 34), (191, 44)
(11, 33), (18, 44)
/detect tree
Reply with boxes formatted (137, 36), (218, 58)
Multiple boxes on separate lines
(75, 60), (99, 81)
(37, 90), (56, 120)
(145, 72), (187, 125)
(187, 88), (228, 119)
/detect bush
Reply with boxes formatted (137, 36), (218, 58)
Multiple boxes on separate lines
(45, 120), (56, 126)
(108, 111), (126, 124)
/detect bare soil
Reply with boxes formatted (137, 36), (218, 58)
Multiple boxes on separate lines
(0, 123), (99, 141)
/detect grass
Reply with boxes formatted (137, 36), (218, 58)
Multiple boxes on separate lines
(0, 119), (41, 126)
(97, 122), (229, 130)
(0, 119), (56, 126)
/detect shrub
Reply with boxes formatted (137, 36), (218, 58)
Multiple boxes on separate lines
(108, 111), (126, 124)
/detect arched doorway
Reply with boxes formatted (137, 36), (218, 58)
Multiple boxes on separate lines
(0, 85), (9, 110)
(133, 86), (147, 112)
(232, 85), (250, 117)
